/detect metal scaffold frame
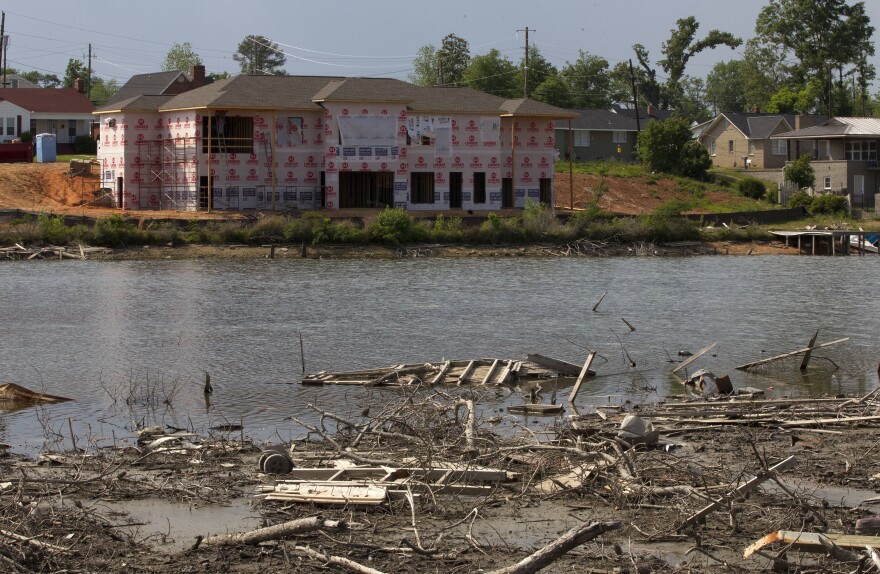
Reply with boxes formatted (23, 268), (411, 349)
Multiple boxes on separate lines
(135, 137), (199, 210)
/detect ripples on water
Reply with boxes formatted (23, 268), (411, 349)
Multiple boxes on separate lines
(1, 255), (877, 454)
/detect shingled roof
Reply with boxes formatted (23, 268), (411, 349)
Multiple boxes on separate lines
(563, 108), (670, 131)
(96, 74), (573, 119)
(773, 117), (880, 139)
(107, 71), (192, 106)
(0, 88), (95, 114)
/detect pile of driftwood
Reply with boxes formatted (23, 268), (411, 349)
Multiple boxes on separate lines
(0, 243), (112, 260)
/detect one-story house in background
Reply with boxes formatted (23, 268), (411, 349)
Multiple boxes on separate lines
(0, 79), (96, 152)
(95, 74), (573, 212)
(772, 117), (880, 207)
(106, 66), (210, 107)
(555, 105), (672, 162)
(696, 111), (824, 170)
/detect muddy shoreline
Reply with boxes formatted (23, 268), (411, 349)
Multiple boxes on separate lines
(4, 386), (880, 573)
(73, 239), (794, 261)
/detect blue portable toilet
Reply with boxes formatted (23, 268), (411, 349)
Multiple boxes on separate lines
(35, 133), (57, 163)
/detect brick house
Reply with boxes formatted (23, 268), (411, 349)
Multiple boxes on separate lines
(95, 74), (572, 212)
(696, 112), (824, 170)
(772, 117), (880, 208)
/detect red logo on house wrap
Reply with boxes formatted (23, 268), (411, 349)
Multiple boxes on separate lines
(305, 171), (317, 184)
(175, 117), (182, 128)
(435, 172), (446, 184)
(360, 162), (369, 171)
(544, 136), (554, 148)
(305, 155), (317, 167)
(434, 157), (446, 168)
(466, 120), (478, 131)
(504, 170), (512, 178)
(415, 157), (427, 168)
(380, 109), (388, 116)
(342, 108), (349, 116)
(285, 155), (297, 167)
(400, 148), (407, 158)
(397, 162), (408, 174)
(504, 157), (512, 167)
(284, 171), (297, 182)
(326, 185), (335, 195)
(228, 168), (240, 181)
(521, 157), (532, 168)
(315, 134), (324, 144)
(110, 157), (116, 167)
(380, 163), (389, 171)
(527, 122), (538, 132)
(184, 116), (192, 128)
(527, 136), (539, 147)
(452, 135), (459, 145)
(522, 171), (533, 182)
(539, 157), (550, 168)
(399, 110), (407, 119)
(228, 153), (241, 164)
(137, 133), (145, 141)
(489, 172), (500, 184)
(466, 135), (478, 146)
(135, 118), (148, 130)
(489, 157), (500, 168)
(246, 169), (258, 181)
(209, 153), (219, 165)
(112, 135), (117, 146)
(247, 154), (259, 165)
(326, 161), (337, 173)
(341, 162), (351, 171)
(470, 157), (482, 168)
(254, 115), (267, 128)
(361, 109), (369, 115)
(154, 118), (164, 129)
(514, 122), (521, 132)
(398, 125), (407, 135)
(452, 156), (464, 168)
(452, 119), (459, 130)
(540, 171), (547, 178)
(545, 121), (554, 132)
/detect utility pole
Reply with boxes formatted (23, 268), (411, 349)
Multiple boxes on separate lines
(1, 12), (6, 88)
(87, 43), (92, 100)
(517, 27), (533, 98)
(629, 59), (641, 133)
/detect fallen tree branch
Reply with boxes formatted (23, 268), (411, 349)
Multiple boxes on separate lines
(293, 545), (388, 574)
(203, 516), (347, 546)
(485, 521), (623, 574)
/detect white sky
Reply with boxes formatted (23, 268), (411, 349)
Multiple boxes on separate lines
(4, 0), (879, 90)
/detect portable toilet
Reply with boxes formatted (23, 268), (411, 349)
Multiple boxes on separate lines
(35, 133), (57, 163)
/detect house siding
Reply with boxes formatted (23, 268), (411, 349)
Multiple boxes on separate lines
(0, 101), (27, 142)
(554, 129), (637, 162)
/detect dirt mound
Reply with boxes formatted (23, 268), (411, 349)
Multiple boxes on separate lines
(0, 162), (103, 211)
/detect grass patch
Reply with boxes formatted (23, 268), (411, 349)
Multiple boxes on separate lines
(56, 154), (97, 163)
(554, 160), (649, 178)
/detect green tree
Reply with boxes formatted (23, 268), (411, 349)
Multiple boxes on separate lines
(659, 16), (741, 110)
(516, 44), (556, 98)
(409, 34), (471, 86)
(210, 71), (231, 81)
(784, 155), (816, 189)
(559, 51), (613, 108)
(21, 70), (61, 87)
(409, 45), (439, 86)
(531, 75), (572, 108)
(637, 117), (695, 174)
(89, 78), (119, 107)
(461, 49), (519, 98)
(755, 0), (875, 115)
(162, 42), (203, 72)
(436, 34), (470, 85)
(63, 59), (88, 88)
(705, 60), (749, 112)
(679, 140), (713, 180)
(233, 35), (286, 75)
(674, 76), (711, 123)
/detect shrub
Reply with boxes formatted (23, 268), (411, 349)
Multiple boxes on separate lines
(652, 199), (694, 217)
(737, 177), (768, 200)
(521, 199), (563, 240)
(784, 155), (815, 189)
(91, 214), (139, 247)
(19, 131), (33, 143)
(810, 193), (847, 214)
(74, 135), (97, 154)
(430, 215), (465, 242)
(368, 207), (420, 244)
(637, 117), (693, 174)
(787, 191), (813, 210)
(36, 213), (69, 245)
(679, 141), (712, 181)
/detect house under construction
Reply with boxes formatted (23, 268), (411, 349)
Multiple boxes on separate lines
(94, 72), (573, 212)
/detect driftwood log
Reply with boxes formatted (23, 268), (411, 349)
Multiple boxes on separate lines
(202, 515), (347, 546)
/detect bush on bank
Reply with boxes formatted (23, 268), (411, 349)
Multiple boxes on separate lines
(0, 204), (726, 250)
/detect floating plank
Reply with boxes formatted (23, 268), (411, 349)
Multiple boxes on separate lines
(456, 361), (476, 386)
(671, 342), (718, 374)
(508, 404), (564, 415)
(0, 383), (72, 405)
(527, 354), (594, 377)
(568, 352), (597, 404)
(263, 482), (387, 505)
(744, 530), (880, 559)
(777, 415), (880, 428)
(480, 359), (501, 385)
(736, 338), (849, 371)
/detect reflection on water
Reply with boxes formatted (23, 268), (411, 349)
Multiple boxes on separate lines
(0, 255), (877, 454)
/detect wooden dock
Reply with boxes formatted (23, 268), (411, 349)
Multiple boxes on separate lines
(771, 229), (879, 256)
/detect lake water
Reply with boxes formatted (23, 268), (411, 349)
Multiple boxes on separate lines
(1, 255), (878, 454)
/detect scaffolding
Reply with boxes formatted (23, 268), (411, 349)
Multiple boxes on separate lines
(135, 137), (198, 210)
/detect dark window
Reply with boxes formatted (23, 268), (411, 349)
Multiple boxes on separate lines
(473, 172), (486, 204)
(30, 119), (36, 134)
(410, 172), (435, 204)
(68, 120), (77, 139)
(202, 115), (254, 154)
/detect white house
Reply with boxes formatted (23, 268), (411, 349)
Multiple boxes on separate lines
(0, 80), (96, 151)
